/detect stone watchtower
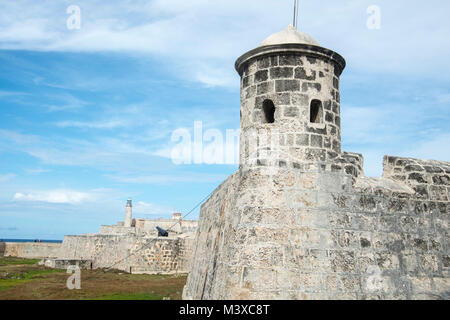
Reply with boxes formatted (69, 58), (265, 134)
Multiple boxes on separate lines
(236, 25), (345, 170)
(124, 198), (133, 227)
(183, 26), (450, 300)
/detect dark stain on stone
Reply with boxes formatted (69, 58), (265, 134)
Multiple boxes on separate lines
(254, 70), (268, 83)
(360, 238), (371, 248)
(295, 67), (316, 81)
(306, 57), (317, 64)
(408, 173), (427, 184)
(413, 239), (428, 251)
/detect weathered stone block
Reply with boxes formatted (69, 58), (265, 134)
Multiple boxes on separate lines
(275, 92), (291, 105)
(242, 75), (252, 88)
(306, 57), (317, 64)
(254, 70), (268, 83)
(275, 80), (300, 92)
(325, 111), (334, 123)
(257, 57), (271, 69)
(335, 116), (341, 126)
(305, 148), (326, 161)
(330, 250), (355, 273)
(333, 77), (339, 90)
(405, 165), (424, 172)
(302, 82), (322, 93)
(296, 134), (309, 146)
(270, 67), (294, 79)
(432, 175), (450, 185)
(310, 135), (323, 148)
(408, 173), (428, 184)
(332, 102), (339, 113)
(279, 55), (302, 66)
(294, 67), (316, 80)
(256, 82), (274, 95)
(291, 93), (308, 106)
(284, 106), (299, 117)
(376, 252), (400, 270)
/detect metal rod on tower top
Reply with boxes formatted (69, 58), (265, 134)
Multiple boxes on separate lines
(293, 0), (297, 28)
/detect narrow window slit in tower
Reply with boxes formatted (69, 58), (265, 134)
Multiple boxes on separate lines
(310, 99), (323, 123)
(262, 99), (275, 124)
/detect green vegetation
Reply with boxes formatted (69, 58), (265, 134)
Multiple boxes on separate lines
(0, 260), (187, 300)
(6, 268), (64, 280)
(0, 279), (31, 292)
(0, 257), (40, 266)
(0, 266), (65, 292)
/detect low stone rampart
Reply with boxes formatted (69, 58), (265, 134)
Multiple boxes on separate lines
(1, 242), (61, 259)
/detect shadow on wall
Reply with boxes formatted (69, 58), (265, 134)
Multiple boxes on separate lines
(0, 242), (5, 257)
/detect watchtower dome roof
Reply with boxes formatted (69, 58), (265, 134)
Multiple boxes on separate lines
(259, 25), (319, 47)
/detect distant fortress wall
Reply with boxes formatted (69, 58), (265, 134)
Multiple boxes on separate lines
(42, 204), (198, 274)
(58, 233), (195, 274)
(139, 219), (198, 234)
(98, 220), (198, 236)
(1, 242), (61, 259)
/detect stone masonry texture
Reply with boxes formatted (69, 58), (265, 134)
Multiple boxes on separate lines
(58, 234), (194, 274)
(1, 242), (61, 259)
(182, 43), (450, 300)
(50, 218), (197, 274)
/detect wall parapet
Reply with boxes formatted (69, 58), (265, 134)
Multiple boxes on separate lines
(383, 156), (450, 202)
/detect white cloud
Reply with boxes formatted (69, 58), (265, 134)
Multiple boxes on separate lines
(55, 119), (129, 129)
(404, 133), (450, 163)
(0, 129), (40, 145)
(12, 189), (93, 204)
(24, 168), (51, 175)
(0, 90), (29, 98)
(341, 106), (393, 145)
(44, 93), (90, 112)
(0, 129), (157, 170)
(1, 1), (449, 86)
(0, 174), (16, 183)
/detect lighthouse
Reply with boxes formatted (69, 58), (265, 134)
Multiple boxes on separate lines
(124, 198), (133, 227)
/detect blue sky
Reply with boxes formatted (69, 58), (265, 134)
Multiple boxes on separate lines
(0, 0), (449, 239)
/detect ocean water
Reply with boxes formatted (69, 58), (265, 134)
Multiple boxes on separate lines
(0, 239), (62, 243)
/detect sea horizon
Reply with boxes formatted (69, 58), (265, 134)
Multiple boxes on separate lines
(0, 239), (63, 243)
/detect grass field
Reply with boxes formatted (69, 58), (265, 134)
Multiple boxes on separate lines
(0, 257), (187, 300)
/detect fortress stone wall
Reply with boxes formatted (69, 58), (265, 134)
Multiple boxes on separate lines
(183, 156), (449, 300)
(99, 219), (197, 236)
(58, 233), (194, 274)
(0, 242), (61, 259)
(137, 219), (198, 234)
(48, 213), (198, 274)
(182, 26), (449, 300)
